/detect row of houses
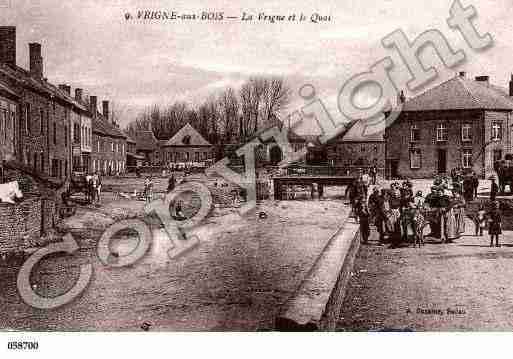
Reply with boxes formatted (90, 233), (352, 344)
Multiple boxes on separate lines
(0, 26), (128, 180)
(82, 68), (512, 180)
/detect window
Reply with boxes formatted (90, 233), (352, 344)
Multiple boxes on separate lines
(410, 124), (420, 142)
(74, 123), (80, 143)
(491, 121), (502, 141)
(39, 109), (44, 134)
(11, 111), (15, 147)
(97, 140), (100, 152)
(0, 108), (5, 142)
(64, 126), (68, 147)
(461, 123), (472, 142)
(436, 123), (447, 142)
(111, 141), (114, 152)
(25, 103), (30, 135)
(360, 145), (365, 152)
(410, 148), (421, 169)
(53, 122), (57, 145)
(462, 149), (472, 168)
(195, 152), (200, 162)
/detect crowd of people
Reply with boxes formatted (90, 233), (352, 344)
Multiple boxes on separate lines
(348, 170), (504, 248)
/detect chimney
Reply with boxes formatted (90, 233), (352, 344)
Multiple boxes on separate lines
(90, 96), (97, 118)
(58, 84), (71, 95)
(0, 26), (16, 67)
(102, 100), (109, 121)
(75, 88), (83, 102)
(475, 75), (489, 85)
(29, 42), (43, 79)
(459, 71), (466, 78)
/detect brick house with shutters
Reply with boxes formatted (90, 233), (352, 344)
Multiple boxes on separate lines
(385, 72), (513, 179)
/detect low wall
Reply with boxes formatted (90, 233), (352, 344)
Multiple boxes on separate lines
(0, 195), (42, 253)
(275, 219), (360, 331)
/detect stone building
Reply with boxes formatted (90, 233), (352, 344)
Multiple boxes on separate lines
(91, 98), (127, 175)
(326, 119), (385, 170)
(162, 123), (214, 164)
(125, 133), (144, 168)
(0, 26), (86, 180)
(385, 73), (513, 179)
(0, 81), (18, 159)
(134, 129), (159, 165)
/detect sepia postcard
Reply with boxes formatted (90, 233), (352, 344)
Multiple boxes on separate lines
(1, 0), (513, 357)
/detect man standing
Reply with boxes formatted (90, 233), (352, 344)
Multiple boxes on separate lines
(167, 173), (176, 193)
(361, 170), (370, 199)
(490, 177), (499, 202)
(370, 165), (377, 185)
(472, 171), (479, 199)
(368, 187), (384, 243)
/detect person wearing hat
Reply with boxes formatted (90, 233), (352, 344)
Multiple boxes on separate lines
(490, 176), (499, 202)
(368, 186), (384, 243)
(488, 201), (502, 247)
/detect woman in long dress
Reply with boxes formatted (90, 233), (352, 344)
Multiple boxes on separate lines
(444, 192), (465, 241)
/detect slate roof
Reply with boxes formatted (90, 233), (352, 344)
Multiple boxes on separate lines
(165, 123), (211, 147)
(135, 130), (159, 151)
(0, 81), (18, 98)
(0, 63), (87, 112)
(340, 119), (384, 142)
(92, 115), (126, 139)
(402, 76), (513, 112)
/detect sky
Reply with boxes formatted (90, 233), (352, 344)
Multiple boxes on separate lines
(1, 0), (513, 133)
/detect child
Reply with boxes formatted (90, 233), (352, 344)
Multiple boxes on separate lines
(488, 202), (502, 247)
(358, 203), (371, 244)
(475, 204), (486, 236)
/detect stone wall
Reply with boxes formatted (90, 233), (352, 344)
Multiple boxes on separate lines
(0, 195), (41, 253)
(275, 220), (360, 331)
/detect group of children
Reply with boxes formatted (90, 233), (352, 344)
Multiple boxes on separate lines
(475, 201), (503, 247)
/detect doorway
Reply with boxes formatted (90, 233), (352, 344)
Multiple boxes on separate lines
(437, 149), (447, 174)
(390, 160), (399, 179)
(269, 145), (283, 165)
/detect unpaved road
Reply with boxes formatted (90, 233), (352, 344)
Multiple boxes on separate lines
(0, 196), (348, 331)
(338, 219), (513, 331)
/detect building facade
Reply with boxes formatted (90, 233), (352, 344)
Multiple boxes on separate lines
(91, 98), (127, 175)
(162, 123), (214, 164)
(0, 27), (88, 180)
(0, 82), (18, 159)
(385, 73), (513, 179)
(326, 120), (385, 170)
(134, 129), (159, 165)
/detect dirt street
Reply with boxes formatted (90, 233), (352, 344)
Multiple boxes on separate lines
(0, 175), (349, 331)
(338, 217), (513, 331)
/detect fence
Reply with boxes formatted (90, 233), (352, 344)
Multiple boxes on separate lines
(265, 165), (385, 178)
